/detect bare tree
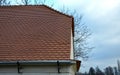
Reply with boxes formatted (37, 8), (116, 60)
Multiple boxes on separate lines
(59, 8), (92, 60)
(34, 0), (46, 5)
(104, 66), (114, 75)
(0, 0), (10, 6)
(73, 14), (92, 60)
(89, 67), (95, 75)
(117, 60), (120, 75)
(15, 0), (31, 5)
(17, 0), (53, 7)
(21, 0), (31, 5)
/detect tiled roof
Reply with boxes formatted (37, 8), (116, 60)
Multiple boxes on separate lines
(0, 5), (73, 61)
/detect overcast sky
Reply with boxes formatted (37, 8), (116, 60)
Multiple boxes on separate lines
(53, 0), (120, 72)
(10, 0), (120, 72)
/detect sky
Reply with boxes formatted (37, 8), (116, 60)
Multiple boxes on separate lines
(53, 0), (120, 72)
(10, 0), (120, 72)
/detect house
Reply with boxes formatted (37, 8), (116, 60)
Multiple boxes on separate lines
(0, 5), (81, 75)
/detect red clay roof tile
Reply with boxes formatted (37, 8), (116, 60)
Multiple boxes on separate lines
(0, 5), (73, 61)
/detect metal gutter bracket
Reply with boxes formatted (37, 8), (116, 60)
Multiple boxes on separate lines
(17, 61), (22, 73)
(57, 61), (60, 73)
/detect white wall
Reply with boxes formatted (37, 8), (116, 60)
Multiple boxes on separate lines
(70, 30), (74, 60)
(0, 64), (76, 75)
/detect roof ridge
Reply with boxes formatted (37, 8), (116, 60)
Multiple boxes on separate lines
(0, 5), (73, 18)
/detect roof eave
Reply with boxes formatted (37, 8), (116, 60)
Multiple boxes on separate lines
(0, 60), (76, 65)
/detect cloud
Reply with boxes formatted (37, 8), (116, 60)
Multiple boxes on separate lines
(57, 0), (85, 6)
(84, 0), (120, 18)
(56, 0), (120, 18)
(104, 36), (120, 45)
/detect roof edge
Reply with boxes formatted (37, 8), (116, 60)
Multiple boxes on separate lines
(42, 5), (73, 18)
(0, 5), (73, 18)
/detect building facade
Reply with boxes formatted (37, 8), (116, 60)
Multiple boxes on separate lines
(0, 5), (80, 75)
